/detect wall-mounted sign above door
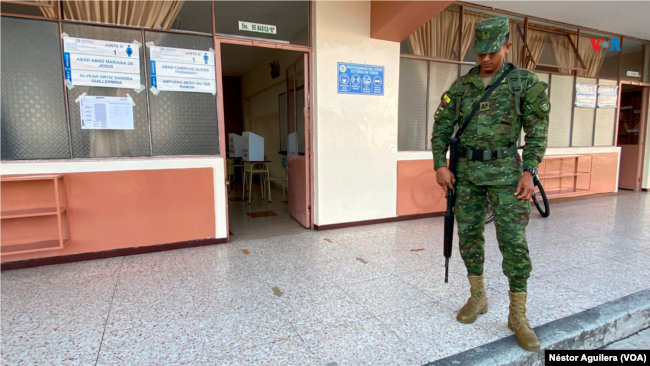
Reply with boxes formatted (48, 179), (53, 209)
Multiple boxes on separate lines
(238, 21), (277, 35)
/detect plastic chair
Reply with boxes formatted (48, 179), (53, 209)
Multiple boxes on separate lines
(242, 162), (271, 204)
(266, 158), (288, 198)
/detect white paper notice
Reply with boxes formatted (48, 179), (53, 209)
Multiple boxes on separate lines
(149, 46), (216, 94)
(64, 37), (141, 89)
(79, 96), (134, 130)
(575, 82), (597, 108)
(598, 85), (619, 108)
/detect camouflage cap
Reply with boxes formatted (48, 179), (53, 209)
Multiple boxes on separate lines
(474, 16), (509, 54)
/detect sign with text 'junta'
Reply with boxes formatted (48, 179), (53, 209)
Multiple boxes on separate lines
(337, 63), (384, 96)
(149, 46), (216, 94)
(64, 37), (141, 89)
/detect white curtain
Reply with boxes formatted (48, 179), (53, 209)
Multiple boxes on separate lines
(407, 8), (460, 59)
(459, 11), (483, 60)
(63, 0), (184, 30)
(506, 21), (525, 66)
(524, 29), (547, 69)
(576, 35), (609, 77)
(549, 33), (577, 74)
(37, 0), (57, 18)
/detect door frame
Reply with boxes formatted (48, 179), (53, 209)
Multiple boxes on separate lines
(616, 81), (649, 191)
(214, 37), (315, 233)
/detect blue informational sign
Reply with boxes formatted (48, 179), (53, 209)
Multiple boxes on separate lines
(337, 62), (384, 96)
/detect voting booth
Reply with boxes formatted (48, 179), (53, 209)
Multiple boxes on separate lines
(228, 134), (244, 157)
(242, 132), (264, 161)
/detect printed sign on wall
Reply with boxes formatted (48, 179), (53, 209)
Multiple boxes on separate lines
(337, 62), (384, 96)
(79, 96), (134, 130)
(238, 21), (277, 35)
(64, 37), (141, 89)
(149, 46), (216, 94)
(598, 85), (619, 108)
(575, 82), (597, 108)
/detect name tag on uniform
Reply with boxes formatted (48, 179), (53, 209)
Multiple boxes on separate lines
(480, 101), (490, 111)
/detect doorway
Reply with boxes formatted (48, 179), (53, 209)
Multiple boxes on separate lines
(617, 84), (648, 191)
(217, 42), (312, 242)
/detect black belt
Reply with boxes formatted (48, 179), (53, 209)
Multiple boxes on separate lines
(458, 145), (518, 161)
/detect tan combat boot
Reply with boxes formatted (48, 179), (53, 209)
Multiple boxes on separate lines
(508, 291), (540, 352)
(456, 275), (488, 324)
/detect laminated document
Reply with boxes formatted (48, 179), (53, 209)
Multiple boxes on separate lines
(79, 96), (134, 130)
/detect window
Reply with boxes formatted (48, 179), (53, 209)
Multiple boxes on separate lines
(170, 1), (213, 34)
(398, 59), (428, 151)
(398, 59), (458, 151)
(528, 21), (582, 75)
(594, 79), (617, 146)
(546, 74), (572, 147)
(1, 17), (70, 160)
(144, 31), (219, 156)
(577, 31), (618, 80)
(0, 1), (58, 19)
(400, 5), (461, 60)
(279, 93), (288, 152)
(61, 0), (213, 34)
(214, 1), (309, 46)
(62, 23), (152, 158)
(397, 5), (622, 152)
(620, 38), (648, 82)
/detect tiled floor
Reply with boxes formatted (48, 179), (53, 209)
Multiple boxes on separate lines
(228, 181), (310, 242)
(2, 192), (650, 365)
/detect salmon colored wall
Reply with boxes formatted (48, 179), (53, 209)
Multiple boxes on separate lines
(397, 160), (446, 216)
(370, 1), (454, 42)
(588, 152), (620, 193)
(1, 168), (216, 263)
(397, 152), (620, 216)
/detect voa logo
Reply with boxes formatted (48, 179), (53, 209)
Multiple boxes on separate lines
(590, 38), (622, 52)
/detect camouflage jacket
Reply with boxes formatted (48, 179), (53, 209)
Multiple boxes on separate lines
(431, 62), (550, 185)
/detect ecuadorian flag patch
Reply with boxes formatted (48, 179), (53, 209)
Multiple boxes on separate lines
(441, 93), (451, 107)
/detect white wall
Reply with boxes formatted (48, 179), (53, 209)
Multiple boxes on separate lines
(313, 1), (400, 226)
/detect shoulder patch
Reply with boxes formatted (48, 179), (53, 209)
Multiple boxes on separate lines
(532, 95), (551, 118)
(539, 99), (550, 113)
(441, 93), (451, 107)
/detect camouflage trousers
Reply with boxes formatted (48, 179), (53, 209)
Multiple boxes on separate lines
(455, 179), (532, 293)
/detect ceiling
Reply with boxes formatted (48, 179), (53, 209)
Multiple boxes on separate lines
(468, 1), (650, 41)
(220, 44), (277, 77)
(220, 43), (302, 77)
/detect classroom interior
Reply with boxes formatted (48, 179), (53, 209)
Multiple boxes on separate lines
(221, 43), (310, 242)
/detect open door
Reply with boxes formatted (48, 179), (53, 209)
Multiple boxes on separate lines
(286, 54), (310, 227)
(617, 85), (648, 191)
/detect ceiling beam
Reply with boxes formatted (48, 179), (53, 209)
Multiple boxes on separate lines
(371, 1), (455, 43)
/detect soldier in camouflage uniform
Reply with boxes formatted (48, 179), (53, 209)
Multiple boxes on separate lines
(431, 17), (550, 352)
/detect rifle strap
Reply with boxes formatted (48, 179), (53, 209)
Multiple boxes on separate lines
(455, 64), (516, 139)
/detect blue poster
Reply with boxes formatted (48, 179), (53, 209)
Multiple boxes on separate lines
(338, 62), (384, 96)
